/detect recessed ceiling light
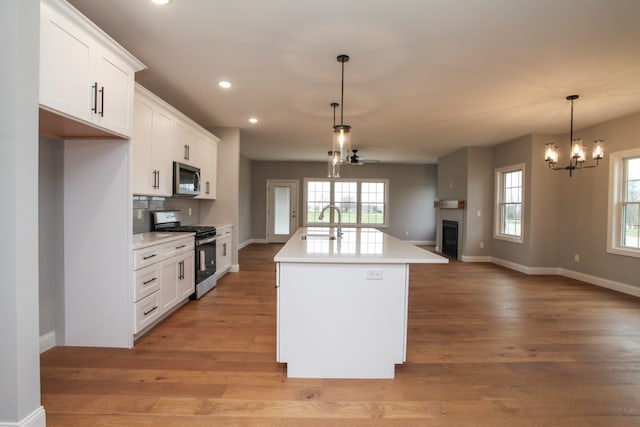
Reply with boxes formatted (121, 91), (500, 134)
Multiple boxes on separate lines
(248, 117), (258, 124)
(218, 81), (232, 89)
(151, 0), (170, 5)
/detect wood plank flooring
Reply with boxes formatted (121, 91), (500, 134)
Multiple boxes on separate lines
(41, 244), (640, 426)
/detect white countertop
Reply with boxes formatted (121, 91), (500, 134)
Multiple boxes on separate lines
(274, 227), (448, 264)
(132, 231), (195, 250)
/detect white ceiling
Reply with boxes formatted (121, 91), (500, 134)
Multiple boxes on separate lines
(68, 0), (640, 164)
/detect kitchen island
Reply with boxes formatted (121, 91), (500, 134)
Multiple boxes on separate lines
(274, 227), (448, 379)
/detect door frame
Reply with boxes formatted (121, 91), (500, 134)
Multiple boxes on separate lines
(266, 179), (299, 243)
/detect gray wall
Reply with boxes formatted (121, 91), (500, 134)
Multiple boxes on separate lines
(250, 161), (438, 242)
(39, 137), (65, 343)
(132, 196), (201, 234)
(492, 135), (533, 266)
(1, 0), (42, 422)
(437, 112), (640, 288)
(553, 113), (640, 285)
(465, 147), (494, 257)
(238, 154), (252, 245)
(200, 127), (240, 266)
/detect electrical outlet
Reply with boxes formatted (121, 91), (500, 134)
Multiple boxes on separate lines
(477, 210), (482, 217)
(366, 270), (383, 280)
(137, 209), (143, 220)
(574, 254), (580, 262)
(188, 208), (192, 216)
(404, 230), (409, 236)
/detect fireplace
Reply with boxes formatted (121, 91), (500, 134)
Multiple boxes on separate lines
(442, 220), (458, 258)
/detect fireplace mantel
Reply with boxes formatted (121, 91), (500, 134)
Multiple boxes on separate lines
(434, 200), (465, 209)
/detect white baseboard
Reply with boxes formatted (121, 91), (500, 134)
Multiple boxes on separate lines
(239, 238), (267, 249)
(407, 240), (436, 246)
(39, 331), (56, 354)
(559, 268), (640, 297)
(230, 264), (240, 273)
(0, 406), (46, 427)
(461, 255), (492, 263)
(490, 256), (638, 297)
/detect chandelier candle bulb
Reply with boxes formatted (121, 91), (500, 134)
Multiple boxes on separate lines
(593, 140), (604, 161)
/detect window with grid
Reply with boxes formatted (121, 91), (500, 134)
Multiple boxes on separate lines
(608, 149), (640, 258)
(303, 179), (388, 227)
(495, 164), (524, 243)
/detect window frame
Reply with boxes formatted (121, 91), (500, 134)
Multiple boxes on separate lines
(494, 163), (525, 244)
(607, 147), (640, 258)
(303, 178), (389, 227)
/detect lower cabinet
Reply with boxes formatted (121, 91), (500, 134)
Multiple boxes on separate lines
(215, 225), (233, 279)
(133, 236), (194, 334)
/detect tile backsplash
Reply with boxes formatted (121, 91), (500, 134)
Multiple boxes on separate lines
(133, 196), (201, 234)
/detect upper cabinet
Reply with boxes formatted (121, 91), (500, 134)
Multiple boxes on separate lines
(132, 84), (219, 199)
(132, 88), (174, 196)
(39, 0), (145, 139)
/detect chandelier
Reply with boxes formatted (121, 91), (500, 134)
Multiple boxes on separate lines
(332, 54), (352, 164)
(544, 94), (604, 177)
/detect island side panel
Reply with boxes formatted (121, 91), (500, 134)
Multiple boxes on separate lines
(276, 262), (409, 379)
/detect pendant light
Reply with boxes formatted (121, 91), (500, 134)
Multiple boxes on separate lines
(327, 102), (341, 178)
(332, 54), (352, 164)
(544, 95), (604, 177)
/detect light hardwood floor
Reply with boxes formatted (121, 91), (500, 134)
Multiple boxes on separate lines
(41, 244), (640, 426)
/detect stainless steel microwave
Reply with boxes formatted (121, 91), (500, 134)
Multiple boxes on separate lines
(173, 161), (201, 196)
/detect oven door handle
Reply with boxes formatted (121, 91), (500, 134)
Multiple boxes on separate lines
(199, 250), (206, 272)
(196, 236), (216, 245)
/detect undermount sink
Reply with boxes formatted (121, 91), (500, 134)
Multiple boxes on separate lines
(301, 234), (337, 240)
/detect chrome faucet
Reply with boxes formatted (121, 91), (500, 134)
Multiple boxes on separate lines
(318, 204), (343, 238)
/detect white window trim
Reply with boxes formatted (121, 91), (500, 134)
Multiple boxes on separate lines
(302, 178), (390, 227)
(494, 163), (525, 244)
(607, 147), (640, 258)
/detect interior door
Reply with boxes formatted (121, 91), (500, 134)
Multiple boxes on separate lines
(267, 180), (299, 243)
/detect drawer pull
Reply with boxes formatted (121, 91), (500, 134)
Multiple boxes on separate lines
(176, 244), (186, 249)
(143, 306), (158, 316)
(142, 254), (157, 260)
(142, 277), (157, 285)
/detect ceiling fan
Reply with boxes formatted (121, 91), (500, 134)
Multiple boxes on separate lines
(349, 149), (379, 165)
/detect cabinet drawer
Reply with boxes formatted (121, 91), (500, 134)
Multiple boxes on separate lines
(133, 246), (162, 270)
(134, 291), (161, 333)
(134, 263), (161, 302)
(162, 237), (194, 258)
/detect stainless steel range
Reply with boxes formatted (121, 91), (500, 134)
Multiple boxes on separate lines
(152, 211), (217, 299)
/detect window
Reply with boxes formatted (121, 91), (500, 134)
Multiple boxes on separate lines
(495, 164), (524, 243)
(607, 148), (640, 258)
(304, 178), (388, 227)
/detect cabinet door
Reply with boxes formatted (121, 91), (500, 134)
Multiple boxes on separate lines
(132, 95), (173, 196)
(94, 44), (135, 137)
(160, 256), (179, 313)
(173, 119), (192, 163)
(152, 107), (174, 196)
(40, 2), (95, 124)
(178, 251), (195, 299)
(196, 136), (218, 199)
(131, 97), (154, 195)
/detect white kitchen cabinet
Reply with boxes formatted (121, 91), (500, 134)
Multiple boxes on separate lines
(132, 234), (194, 335)
(39, 0), (144, 138)
(132, 83), (219, 198)
(215, 225), (233, 278)
(131, 86), (174, 196)
(196, 135), (218, 200)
